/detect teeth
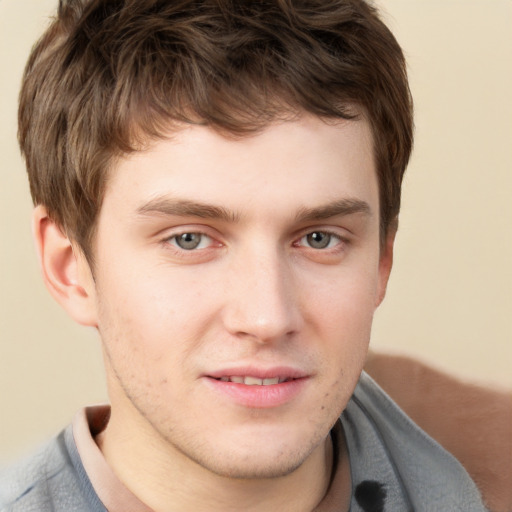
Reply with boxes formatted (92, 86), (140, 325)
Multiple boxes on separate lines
(218, 376), (287, 385)
(244, 376), (263, 386)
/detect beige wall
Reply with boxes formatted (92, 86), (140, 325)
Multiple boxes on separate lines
(1, 0), (511, 463)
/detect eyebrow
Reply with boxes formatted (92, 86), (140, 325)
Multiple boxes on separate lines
(136, 197), (240, 223)
(136, 196), (371, 224)
(295, 198), (372, 222)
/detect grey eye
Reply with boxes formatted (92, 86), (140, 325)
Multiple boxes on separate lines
(174, 233), (204, 250)
(306, 232), (332, 249)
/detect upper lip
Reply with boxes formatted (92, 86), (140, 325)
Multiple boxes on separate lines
(205, 366), (309, 380)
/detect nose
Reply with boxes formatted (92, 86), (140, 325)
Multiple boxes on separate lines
(221, 248), (303, 344)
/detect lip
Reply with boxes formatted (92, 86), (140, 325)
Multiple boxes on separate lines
(206, 366), (308, 381)
(203, 366), (309, 408)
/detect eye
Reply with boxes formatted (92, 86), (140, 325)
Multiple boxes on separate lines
(168, 232), (212, 250)
(299, 231), (341, 250)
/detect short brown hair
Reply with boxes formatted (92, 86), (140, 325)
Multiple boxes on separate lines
(19, 0), (413, 261)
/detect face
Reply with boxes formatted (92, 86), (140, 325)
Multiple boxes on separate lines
(85, 115), (392, 479)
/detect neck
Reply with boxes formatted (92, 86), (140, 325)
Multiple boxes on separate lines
(96, 409), (346, 512)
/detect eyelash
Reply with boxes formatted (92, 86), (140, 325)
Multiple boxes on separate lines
(166, 232), (215, 251)
(294, 230), (346, 251)
(162, 228), (347, 254)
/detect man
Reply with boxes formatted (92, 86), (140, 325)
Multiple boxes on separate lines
(0, 0), (487, 510)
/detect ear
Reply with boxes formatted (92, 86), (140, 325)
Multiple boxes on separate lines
(375, 224), (397, 307)
(32, 205), (98, 326)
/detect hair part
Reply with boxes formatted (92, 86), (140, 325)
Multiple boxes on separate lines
(19, 0), (413, 262)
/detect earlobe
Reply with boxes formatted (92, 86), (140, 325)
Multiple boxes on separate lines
(32, 205), (98, 327)
(375, 226), (396, 307)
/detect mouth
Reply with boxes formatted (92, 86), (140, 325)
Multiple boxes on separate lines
(203, 368), (308, 408)
(212, 376), (295, 385)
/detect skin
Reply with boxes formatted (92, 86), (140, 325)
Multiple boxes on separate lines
(34, 114), (394, 512)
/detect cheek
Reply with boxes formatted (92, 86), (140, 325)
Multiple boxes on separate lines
(304, 268), (378, 390)
(97, 261), (208, 333)
(94, 263), (224, 394)
(305, 264), (380, 333)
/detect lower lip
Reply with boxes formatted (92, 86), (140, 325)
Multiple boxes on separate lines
(203, 377), (308, 408)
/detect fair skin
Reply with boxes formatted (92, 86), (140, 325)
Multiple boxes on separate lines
(34, 114), (394, 512)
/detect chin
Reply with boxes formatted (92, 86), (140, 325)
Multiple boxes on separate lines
(196, 450), (309, 480)
(182, 426), (327, 481)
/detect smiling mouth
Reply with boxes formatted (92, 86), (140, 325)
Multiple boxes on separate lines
(213, 376), (294, 385)
(205, 373), (307, 407)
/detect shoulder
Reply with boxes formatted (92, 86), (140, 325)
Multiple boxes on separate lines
(0, 428), (88, 512)
(343, 372), (488, 511)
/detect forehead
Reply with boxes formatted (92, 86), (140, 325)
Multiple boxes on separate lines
(102, 115), (377, 220)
